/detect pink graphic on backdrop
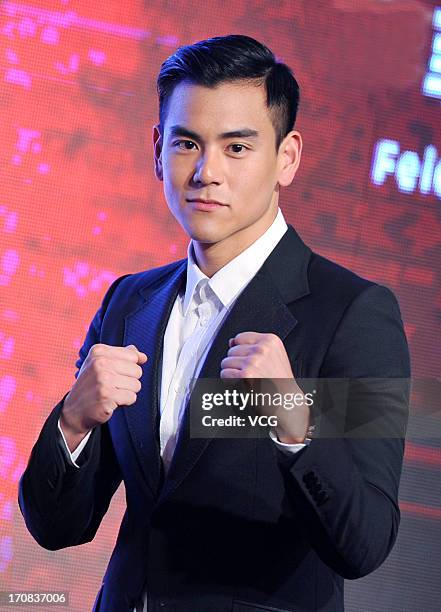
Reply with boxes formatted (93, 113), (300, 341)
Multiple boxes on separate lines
(28, 264), (45, 278)
(54, 52), (79, 75)
(37, 163), (50, 174)
(3, 2), (152, 40)
(1, 311), (18, 323)
(0, 333), (15, 360)
(63, 263), (117, 298)
(40, 25), (59, 45)
(88, 48), (106, 65)
(4, 68), (31, 89)
(0, 250), (19, 285)
(0, 377), (16, 413)
(0, 495), (13, 521)
(0, 536), (13, 574)
(0, 438), (17, 479)
(0, 208), (18, 233)
(15, 129), (40, 153)
(5, 48), (19, 63)
(15, 16), (36, 38)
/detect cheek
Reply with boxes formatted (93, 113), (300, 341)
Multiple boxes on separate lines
(162, 171), (181, 212)
(164, 155), (193, 189)
(162, 154), (176, 182)
(162, 159), (185, 198)
(233, 161), (277, 204)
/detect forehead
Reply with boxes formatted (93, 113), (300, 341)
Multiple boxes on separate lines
(163, 80), (275, 137)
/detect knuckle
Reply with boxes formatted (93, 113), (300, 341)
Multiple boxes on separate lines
(269, 333), (281, 346)
(90, 344), (105, 357)
(90, 356), (101, 370)
(96, 370), (110, 385)
(125, 347), (138, 361)
(253, 344), (265, 355)
(95, 357), (109, 371)
(97, 386), (109, 401)
(246, 355), (257, 367)
(127, 391), (137, 405)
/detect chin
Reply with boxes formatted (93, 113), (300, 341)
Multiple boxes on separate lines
(186, 228), (223, 244)
(181, 218), (227, 244)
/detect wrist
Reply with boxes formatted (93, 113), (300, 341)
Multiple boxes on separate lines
(60, 396), (90, 437)
(275, 427), (306, 444)
(59, 413), (88, 439)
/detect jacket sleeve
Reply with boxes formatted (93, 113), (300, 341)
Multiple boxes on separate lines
(18, 275), (130, 551)
(280, 284), (411, 579)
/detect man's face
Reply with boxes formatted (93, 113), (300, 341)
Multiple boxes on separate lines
(153, 80), (301, 248)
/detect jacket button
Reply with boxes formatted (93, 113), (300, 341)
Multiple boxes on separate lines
(303, 470), (317, 484)
(316, 491), (329, 506)
(309, 482), (322, 495)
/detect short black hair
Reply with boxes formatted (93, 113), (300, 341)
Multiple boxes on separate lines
(156, 34), (300, 151)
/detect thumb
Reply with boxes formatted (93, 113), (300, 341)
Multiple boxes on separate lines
(126, 344), (148, 364)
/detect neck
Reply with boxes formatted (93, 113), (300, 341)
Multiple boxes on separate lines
(192, 206), (279, 277)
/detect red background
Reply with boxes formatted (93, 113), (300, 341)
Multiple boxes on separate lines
(1, 1), (440, 610)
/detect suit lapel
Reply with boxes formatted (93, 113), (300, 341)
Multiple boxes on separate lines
(123, 261), (186, 497)
(121, 224), (312, 502)
(158, 225), (312, 502)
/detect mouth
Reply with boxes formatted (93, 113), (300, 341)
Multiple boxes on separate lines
(186, 198), (227, 211)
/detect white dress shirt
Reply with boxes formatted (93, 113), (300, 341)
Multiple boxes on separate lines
(57, 208), (310, 611)
(58, 208), (309, 467)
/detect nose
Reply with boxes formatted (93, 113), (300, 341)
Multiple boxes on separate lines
(192, 148), (223, 185)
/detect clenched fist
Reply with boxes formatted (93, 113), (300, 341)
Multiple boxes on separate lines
(60, 344), (147, 451)
(220, 332), (310, 443)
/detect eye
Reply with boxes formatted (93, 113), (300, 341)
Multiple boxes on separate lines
(173, 139), (198, 150)
(228, 144), (248, 154)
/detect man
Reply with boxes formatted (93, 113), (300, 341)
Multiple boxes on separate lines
(19, 35), (410, 611)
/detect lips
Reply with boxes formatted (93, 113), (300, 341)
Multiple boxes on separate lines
(187, 198), (226, 205)
(186, 198), (227, 211)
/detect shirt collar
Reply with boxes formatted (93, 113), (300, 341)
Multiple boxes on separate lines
(183, 207), (288, 315)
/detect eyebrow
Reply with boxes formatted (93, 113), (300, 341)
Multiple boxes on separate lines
(168, 124), (260, 141)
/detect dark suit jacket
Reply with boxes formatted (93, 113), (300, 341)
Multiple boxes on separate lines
(18, 225), (410, 612)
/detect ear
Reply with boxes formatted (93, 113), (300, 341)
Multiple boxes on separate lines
(277, 130), (303, 187)
(153, 123), (163, 181)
